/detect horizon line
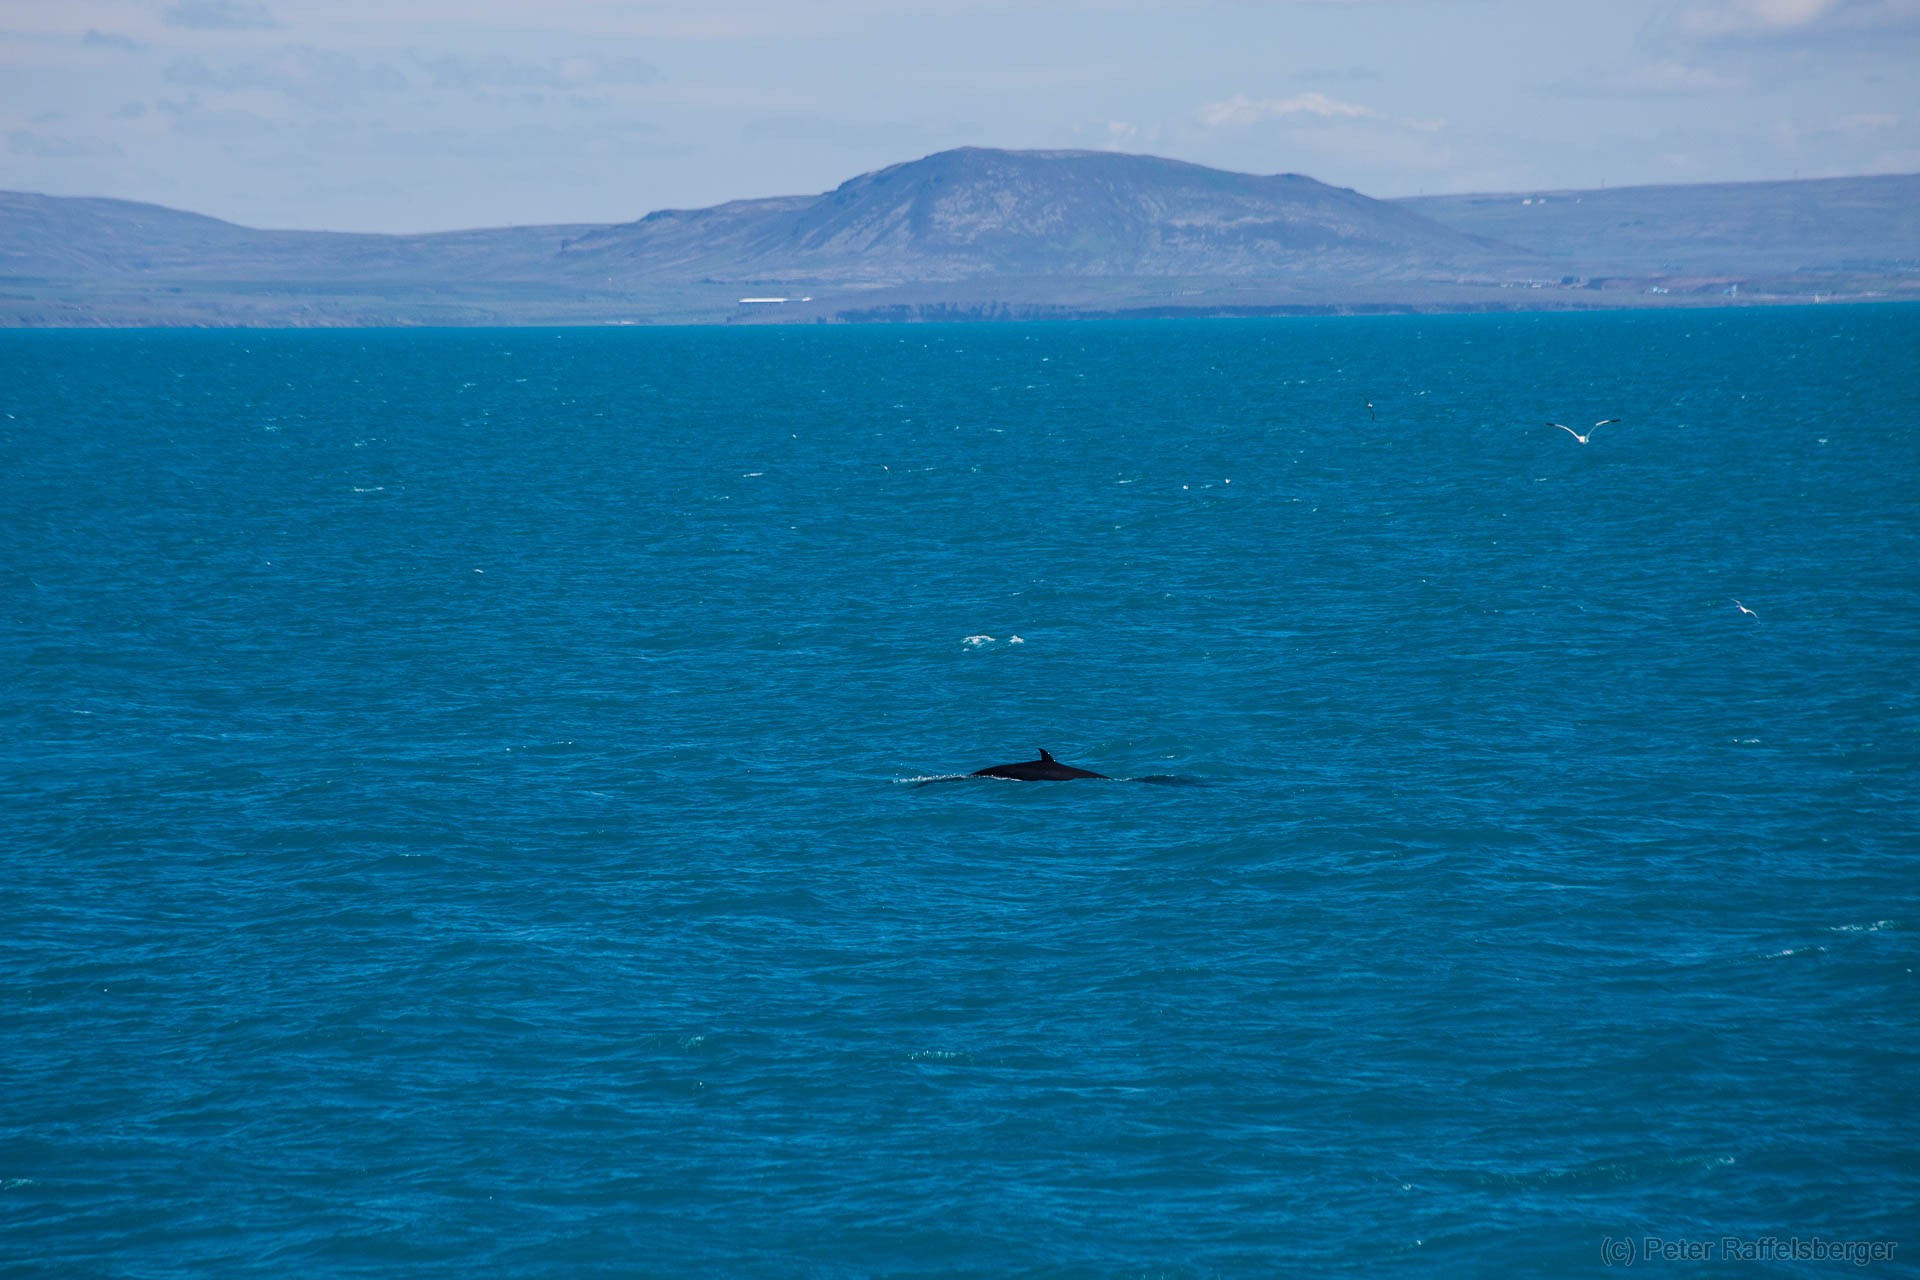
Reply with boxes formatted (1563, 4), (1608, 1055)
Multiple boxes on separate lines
(6, 146), (1918, 240)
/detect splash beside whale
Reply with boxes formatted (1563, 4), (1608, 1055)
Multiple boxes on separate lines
(970, 748), (1110, 782)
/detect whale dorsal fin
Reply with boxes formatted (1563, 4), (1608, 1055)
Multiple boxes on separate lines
(1039, 748), (1054, 763)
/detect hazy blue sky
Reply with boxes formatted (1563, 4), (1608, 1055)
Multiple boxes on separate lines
(4, 0), (1916, 232)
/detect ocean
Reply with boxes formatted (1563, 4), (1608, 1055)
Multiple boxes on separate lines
(3, 309), (1916, 1276)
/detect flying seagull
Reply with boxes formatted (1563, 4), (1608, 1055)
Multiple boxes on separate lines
(1733, 600), (1758, 618)
(1548, 418), (1621, 444)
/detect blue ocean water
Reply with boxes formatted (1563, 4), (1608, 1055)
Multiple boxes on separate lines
(3, 310), (1917, 1277)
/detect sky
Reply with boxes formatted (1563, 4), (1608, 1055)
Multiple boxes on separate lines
(3, 0), (1917, 233)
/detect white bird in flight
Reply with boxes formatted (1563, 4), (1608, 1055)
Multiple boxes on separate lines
(1548, 418), (1621, 444)
(1733, 600), (1758, 618)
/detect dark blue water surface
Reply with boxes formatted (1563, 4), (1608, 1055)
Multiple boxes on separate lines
(4, 310), (1918, 1277)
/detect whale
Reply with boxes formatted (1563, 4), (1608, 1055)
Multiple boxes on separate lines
(970, 748), (1110, 782)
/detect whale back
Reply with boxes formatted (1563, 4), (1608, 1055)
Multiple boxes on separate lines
(969, 748), (1108, 781)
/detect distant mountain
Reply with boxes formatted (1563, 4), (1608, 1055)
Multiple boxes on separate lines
(2, 149), (1915, 326)
(0, 190), (590, 282)
(0, 150), (1504, 287)
(1398, 174), (1920, 275)
(557, 148), (1510, 284)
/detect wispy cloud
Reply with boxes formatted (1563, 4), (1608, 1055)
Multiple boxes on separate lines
(1199, 91), (1383, 128)
(165, 47), (407, 109)
(1292, 64), (1383, 83)
(163, 0), (281, 31)
(1574, 60), (1751, 94)
(8, 128), (124, 159)
(1661, 0), (1920, 39)
(1775, 110), (1903, 142)
(1061, 117), (1166, 151)
(82, 28), (144, 51)
(412, 52), (660, 92)
(1670, 0), (1844, 35)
